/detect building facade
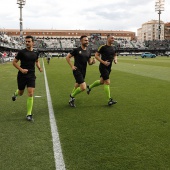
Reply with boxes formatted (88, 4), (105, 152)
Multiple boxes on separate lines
(164, 22), (170, 40)
(137, 20), (164, 41)
(1, 29), (136, 41)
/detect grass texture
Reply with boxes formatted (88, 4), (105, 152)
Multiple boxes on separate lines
(0, 56), (170, 170)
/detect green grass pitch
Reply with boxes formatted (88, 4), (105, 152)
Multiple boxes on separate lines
(0, 56), (170, 170)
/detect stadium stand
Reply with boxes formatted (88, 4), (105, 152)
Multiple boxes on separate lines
(0, 32), (24, 50)
(144, 40), (170, 50)
(0, 31), (170, 60)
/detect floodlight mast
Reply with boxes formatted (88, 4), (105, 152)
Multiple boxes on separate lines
(17, 0), (26, 39)
(155, 0), (165, 40)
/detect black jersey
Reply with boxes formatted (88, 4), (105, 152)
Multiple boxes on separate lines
(15, 48), (39, 74)
(70, 46), (91, 71)
(97, 45), (117, 68)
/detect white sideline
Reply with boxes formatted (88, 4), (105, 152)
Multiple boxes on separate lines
(42, 59), (66, 170)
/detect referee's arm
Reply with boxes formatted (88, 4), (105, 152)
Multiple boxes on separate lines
(113, 53), (118, 64)
(66, 53), (77, 70)
(12, 58), (28, 74)
(35, 59), (43, 72)
(95, 52), (110, 66)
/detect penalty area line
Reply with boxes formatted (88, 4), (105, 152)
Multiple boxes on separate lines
(42, 59), (66, 170)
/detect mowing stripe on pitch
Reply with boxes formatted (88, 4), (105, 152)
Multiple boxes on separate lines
(42, 59), (66, 170)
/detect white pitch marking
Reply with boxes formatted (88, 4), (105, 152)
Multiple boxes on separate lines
(34, 96), (42, 97)
(42, 59), (66, 170)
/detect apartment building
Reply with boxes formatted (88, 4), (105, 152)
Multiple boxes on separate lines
(137, 20), (164, 41)
(164, 22), (170, 40)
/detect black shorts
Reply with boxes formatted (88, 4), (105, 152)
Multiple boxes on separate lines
(99, 66), (111, 80)
(73, 69), (85, 84)
(17, 74), (36, 90)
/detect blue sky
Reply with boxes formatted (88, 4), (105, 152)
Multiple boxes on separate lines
(0, 0), (169, 33)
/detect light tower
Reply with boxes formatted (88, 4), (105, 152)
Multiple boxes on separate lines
(17, 0), (26, 39)
(155, 0), (165, 40)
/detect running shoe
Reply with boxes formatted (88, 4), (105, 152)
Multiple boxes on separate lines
(108, 98), (117, 106)
(69, 95), (76, 107)
(86, 85), (91, 95)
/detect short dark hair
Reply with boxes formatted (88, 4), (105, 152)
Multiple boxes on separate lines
(25, 35), (34, 42)
(80, 35), (87, 40)
(107, 34), (115, 37)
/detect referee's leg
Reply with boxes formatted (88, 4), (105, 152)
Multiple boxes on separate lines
(26, 76), (35, 121)
(26, 87), (34, 120)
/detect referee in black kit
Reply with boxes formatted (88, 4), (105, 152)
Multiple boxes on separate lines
(87, 34), (118, 106)
(66, 35), (96, 107)
(12, 35), (43, 121)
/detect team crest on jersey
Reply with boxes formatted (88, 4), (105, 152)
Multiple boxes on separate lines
(79, 51), (82, 54)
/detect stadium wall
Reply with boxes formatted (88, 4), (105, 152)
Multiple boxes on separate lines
(1, 29), (136, 41)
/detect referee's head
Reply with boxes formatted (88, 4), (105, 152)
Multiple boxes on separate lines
(107, 34), (115, 39)
(80, 35), (87, 40)
(25, 35), (34, 42)
(107, 34), (115, 45)
(25, 35), (34, 50)
(80, 35), (88, 48)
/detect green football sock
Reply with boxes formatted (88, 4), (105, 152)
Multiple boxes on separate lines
(104, 84), (111, 101)
(71, 87), (76, 94)
(71, 87), (82, 97)
(27, 97), (33, 116)
(14, 89), (19, 96)
(89, 80), (101, 89)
